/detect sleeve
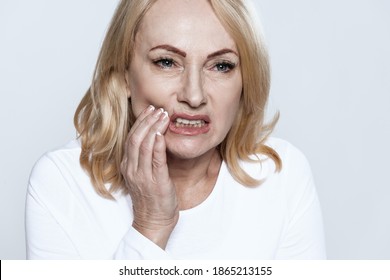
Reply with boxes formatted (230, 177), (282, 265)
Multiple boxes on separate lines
(26, 153), (173, 260)
(113, 227), (173, 259)
(275, 143), (327, 260)
(25, 182), (81, 259)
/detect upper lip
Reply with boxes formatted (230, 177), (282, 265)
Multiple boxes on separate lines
(170, 113), (211, 123)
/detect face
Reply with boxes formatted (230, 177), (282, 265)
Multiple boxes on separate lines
(127, 0), (242, 160)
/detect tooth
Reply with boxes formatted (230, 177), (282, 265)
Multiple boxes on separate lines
(174, 117), (207, 128)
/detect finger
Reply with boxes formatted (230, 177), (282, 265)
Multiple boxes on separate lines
(129, 105), (155, 135)
(138, 111), (169, 172)
(152, 130), (171, 187)
(126, 108), (165, 170)
(124, 105), (155, 155)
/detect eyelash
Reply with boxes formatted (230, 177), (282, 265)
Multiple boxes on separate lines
(213, 61), (236, 73)
(153, 58), (175, 69)
(152, 58), (236, 73)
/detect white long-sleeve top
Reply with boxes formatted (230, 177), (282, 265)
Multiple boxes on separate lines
(25, 137), (326, 259)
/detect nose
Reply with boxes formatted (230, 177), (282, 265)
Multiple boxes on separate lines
(177, 66), (207, 108)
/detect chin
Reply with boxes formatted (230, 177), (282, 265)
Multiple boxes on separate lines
(165, 137), (216, 160)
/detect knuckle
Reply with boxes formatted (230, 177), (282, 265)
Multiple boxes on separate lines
(120, 160), (128, 175)
(139, 142), (153, 155)
(120, 158), (134, 178)
(129, 135), (140, 147)
(152, 157), (164, 169)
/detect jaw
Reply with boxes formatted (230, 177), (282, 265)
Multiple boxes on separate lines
(165, 133), (217, 161)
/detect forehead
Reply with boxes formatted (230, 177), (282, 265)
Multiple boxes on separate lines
(136, 0), (237, 52)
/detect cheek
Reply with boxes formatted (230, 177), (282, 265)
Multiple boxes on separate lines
(128, 68), (176, 116)
(208, 76), (242, 127)
(221, 95), (241, 130)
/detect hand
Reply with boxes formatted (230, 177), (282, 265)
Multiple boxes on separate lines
(121, 105), (179, 249)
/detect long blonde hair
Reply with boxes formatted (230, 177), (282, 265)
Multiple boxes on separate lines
(74, 0), (281, 199)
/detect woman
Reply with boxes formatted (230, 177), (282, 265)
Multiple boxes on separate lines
(26, 0), (326, 259)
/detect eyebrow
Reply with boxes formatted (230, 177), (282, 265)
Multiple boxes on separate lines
(149, 45), (238, 59)
(149, 45), (187, 57)
(207, 48), (238, 59)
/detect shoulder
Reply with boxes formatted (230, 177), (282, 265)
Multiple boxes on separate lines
(241, 137), (312, 179)
(265, 137), (309, 163)
(238, 137), (315, 199)
(28, 139), (84, 196)
(264, 137), (312, 175)
(30, 139), (81, 177)
(264, 137), (317, 210)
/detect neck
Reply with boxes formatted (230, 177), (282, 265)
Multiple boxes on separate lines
(167, 148), (222, 210)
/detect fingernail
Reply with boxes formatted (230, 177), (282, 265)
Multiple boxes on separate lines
(154, 108), (163, 117)
(156, 131), (162, 136)
(148, 105), (155, 112)
(162, 111), (169, 119)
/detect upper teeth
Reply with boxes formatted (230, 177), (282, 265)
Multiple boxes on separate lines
(175, 118), (204, 125)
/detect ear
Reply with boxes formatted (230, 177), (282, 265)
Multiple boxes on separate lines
(124, 70), (131, 98)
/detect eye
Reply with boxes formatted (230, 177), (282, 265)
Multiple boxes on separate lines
(154, 58), (174, 69)
(213, 62), (236, 73)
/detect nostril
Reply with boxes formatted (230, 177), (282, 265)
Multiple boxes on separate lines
(177, 71), (207, 107)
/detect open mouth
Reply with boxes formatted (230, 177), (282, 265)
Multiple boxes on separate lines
(174, 117), (207, 128)
(169, 113), (211, 135)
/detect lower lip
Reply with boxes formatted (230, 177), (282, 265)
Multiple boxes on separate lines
(168, 122), (210, 136)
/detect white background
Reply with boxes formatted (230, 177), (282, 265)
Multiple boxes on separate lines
(1, 0), (389, 259)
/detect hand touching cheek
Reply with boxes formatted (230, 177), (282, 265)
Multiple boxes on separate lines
(121, 105), (179, 249)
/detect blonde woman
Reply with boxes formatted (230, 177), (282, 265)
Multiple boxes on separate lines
(26, 0), (326, 259)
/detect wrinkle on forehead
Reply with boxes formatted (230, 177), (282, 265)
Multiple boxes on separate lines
(136, 0), (237, 56)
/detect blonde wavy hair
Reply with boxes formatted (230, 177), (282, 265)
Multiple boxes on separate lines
(74, 0), (282, 199)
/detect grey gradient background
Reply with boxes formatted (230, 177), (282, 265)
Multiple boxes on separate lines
(1, 0), (389, 259)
